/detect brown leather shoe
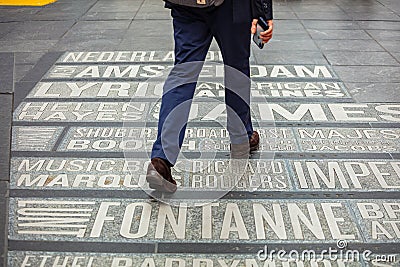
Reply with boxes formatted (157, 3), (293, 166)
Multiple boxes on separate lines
(249, 131), (260, 151)
(146, 158), (177, 193)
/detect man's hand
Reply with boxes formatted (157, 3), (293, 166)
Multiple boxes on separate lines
(251, 19), (274, 44)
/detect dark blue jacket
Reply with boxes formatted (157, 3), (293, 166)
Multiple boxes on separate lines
(252, 0), (273, 20)
(164, 0), (273, 21)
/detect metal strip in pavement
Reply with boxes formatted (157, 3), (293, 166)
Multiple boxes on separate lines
(13, 121), (387, 128)
(10, 151), (394, 159)
(8, 240), (154, 253)
(13, 121), (388, 128)
(7, 240), (400, 254)
(40, 77), (343, 83)
(391, 153), (400, 159)
(22, 97), (355, 103)
(9, 189), (400, 200)
(14, 121), (399, 129)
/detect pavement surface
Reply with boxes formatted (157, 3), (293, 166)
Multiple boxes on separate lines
(1, 0), (400, 266)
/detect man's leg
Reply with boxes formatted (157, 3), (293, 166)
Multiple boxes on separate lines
(151, 6), (213, 166)
(211, 0), (254, 145)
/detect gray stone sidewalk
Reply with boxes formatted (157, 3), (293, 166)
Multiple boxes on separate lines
(1, 0), (400, 266)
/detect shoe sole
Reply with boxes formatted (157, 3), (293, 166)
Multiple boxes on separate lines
(230, 142), (259, 158)
(146, 168), (177, 193)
